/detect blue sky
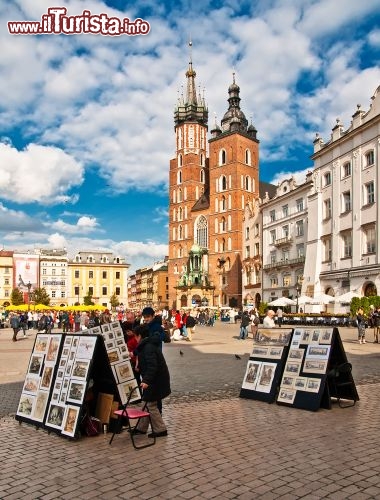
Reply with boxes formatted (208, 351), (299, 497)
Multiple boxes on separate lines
(0, 0), (379, 272)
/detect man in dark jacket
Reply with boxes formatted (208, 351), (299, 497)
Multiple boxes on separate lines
(133, 324), (171, 438)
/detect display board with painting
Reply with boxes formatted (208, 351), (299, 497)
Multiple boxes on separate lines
(16, 326), (141, 439)
(239, 328), (293, 403)
(276, 327), (358, 411)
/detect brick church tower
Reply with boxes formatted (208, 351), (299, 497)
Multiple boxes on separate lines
(168, 55), (259, 310)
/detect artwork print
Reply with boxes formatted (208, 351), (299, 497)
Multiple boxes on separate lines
(61, 405), (81, 437)
(256, 362), (277, 393)
(242, 361), (262, 390)
(28, 354), (44, 375)
(17, 394), (36, 418)
(45, 403), (65, 430)
(31, 390), (49, 422)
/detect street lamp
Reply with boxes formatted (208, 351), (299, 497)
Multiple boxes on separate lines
(295, 282), (301, 313)
(26, 281), (32, 311)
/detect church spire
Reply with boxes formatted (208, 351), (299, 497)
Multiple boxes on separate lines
(174, 42), (208, 127)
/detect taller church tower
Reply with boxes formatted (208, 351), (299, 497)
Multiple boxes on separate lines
(168, 57), (259, 310)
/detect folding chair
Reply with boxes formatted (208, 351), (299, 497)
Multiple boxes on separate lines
(327, 362), (357, 408)
(109, 386), (156, 449)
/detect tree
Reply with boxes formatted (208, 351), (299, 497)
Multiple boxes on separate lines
(110, 293), (119, 310)
(83, 289), (94, 306)
(11, 288), (24, 305)
(33, 288), (51, 306)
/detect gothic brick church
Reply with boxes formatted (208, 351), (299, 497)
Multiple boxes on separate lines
(168, 55), (263, 310)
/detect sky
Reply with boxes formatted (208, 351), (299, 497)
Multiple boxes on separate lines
(0, 0), (379, 273)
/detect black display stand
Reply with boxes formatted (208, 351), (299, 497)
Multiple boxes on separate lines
(15, 323), (140, 439)
(239, 328), (293, 403)
(276, 327), (359, 411)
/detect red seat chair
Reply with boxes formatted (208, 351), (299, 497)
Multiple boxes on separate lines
(109, 387), (156, 449)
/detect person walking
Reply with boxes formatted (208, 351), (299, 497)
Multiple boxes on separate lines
(133, 324), (171, 438)
(356, 307), (366, 344)
(372, 306), (380, 343)
(239, 311), (250, 340)
(250, 308), (260, 340)
(10, 313), (20, 342)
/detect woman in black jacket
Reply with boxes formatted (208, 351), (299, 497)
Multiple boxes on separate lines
(133, 325), (171, 438)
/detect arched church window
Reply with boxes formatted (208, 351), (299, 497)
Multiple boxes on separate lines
(177, 170), (182, 184)
(200, 169), (205, 183)
(245, 149), (251, 165)
(196, 215), (208, 248)
(219, 149), (226, 165)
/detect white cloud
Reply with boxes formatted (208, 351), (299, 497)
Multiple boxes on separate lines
(0, 203), (42, 231)
(49, 216), (100, 234)
(0, 142), (84, 204)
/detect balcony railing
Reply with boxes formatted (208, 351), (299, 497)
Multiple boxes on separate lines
(263, 256), (305, 270)
(273, 236), (293, 247)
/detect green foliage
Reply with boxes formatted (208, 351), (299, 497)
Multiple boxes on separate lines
(350, 295), (380, 317)
(11, 288), (24, 305)
(110, 293), (119, 309)
(33, 288), (51, 306)
(83, 289), (94, 306)
(258, 302), (268, 316)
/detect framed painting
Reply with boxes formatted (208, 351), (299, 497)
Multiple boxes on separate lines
(277, 388), (296, 405)
(40, 365), (54, 390)
(113, 360), (134, 383)
(66, 379), (87, 405)
(71, 359), (91, 380)
(303, 359), (328, 375)
(117, 379), (140, 405)
(17, 393), (36, 418)
(61, 405), (81, 438)
(306, 345), (331, 360)
(242, 361), (262, 390)
(31, 390), (49, 422)
(76, 336), (97, 359)
(23, 374), (40, 395)
(45, 403), (66, 430)
(46, 335), (62, 363)
(34, 335), (49, 354)
(256, 362), (277, 393)
(28, 354), (44, 376)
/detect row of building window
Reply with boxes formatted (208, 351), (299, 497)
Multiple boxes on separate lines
(322, 151), (375, 187)
(269, 220), (305, 243)
(73, 270), (121, 279)
(322, 227), (376, 260)
(322, 182), (375, 218)
(268, 198), (304, 222)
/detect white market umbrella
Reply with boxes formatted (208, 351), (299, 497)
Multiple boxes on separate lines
(268, 297), (296, 307)
(333, 291), (362, 303)
(308, 293), (335, 305)
(296, 295), (315, 305)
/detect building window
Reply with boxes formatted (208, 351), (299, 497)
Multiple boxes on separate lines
(245, 176), (250, 191)
(245, 227), (250, 240)
(200, 169), (205, 183)
(89, 271), (93, 279)
(42, 269), (47, 275)
(324, 172), (331, 186)
(102, 271), (107, 279)
(219, 149), (226, 165)
(342, 191), (351, 213)
(342, 162), (351, 177)
(342, 232), (352, 258)
(270, 277), (278, 287)
(245, 149), (251, 165)
(296, 244), (304, 258)
(282, 249), (289, 261)
(221, 195), (226, 211)
(283, 274), (291, 287)
(270, 210), (275, 222)
(4, 278), (9, 285)
(296, 220), (304, 237)
(177, 170), (182, 184)
(254, 223), (259, 236)
(282, 225), (289, 238)
(89, 286), (94, 295)
(364, 227), (376, 254)
(178, 189), (182, 202)
(102, 286), (107, 296)
(323, 238), (332, 261)
(220, 217), (226, 232)
(324, 198), (332, 219)
(74, 286), (79, 296)
(270, 230), (276, 244)
(196, 215), (208, 248)
(365, 150), (374, 167)
(220, 176), (227, 191)
(116, 287), (120, 295)
(254, 243), (260, 256)
(282, 205), (288, 217)
(245, 245), (250, 259)
(365, 181), (375, 205)
(74, 270), (79, 279)
(51, 291), (56, 298)
(296, 198), (303, 212)
(116, 271), (120, 279)
(61, 291), (65, 298)
(270, 251), (276, 264)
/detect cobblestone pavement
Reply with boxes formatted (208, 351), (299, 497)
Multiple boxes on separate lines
(1, 323), (380, 499)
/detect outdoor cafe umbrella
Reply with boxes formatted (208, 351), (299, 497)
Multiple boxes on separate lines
(307, 293), (335, 305)
(268, 297), (296, 307)
(333, 291), (362, 303)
